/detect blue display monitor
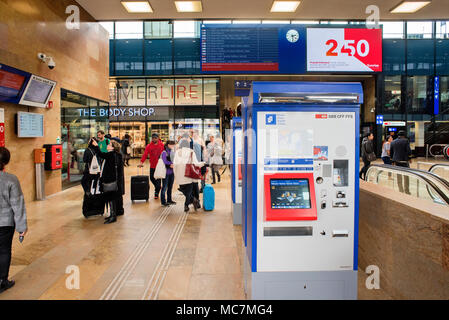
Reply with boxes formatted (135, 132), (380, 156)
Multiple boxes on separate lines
(201, 24), (306, 74)
(0, 63), (31, 104)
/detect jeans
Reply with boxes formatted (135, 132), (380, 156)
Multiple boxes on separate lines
(150, 168), (162, 196)
(0, 227), (14, 282)
(161, 174), (174, 205)
(359, 159), (370, 180)
(179, 183), (194, 207)
(381, 156), (392, 165)
(212, 165), (221, 184)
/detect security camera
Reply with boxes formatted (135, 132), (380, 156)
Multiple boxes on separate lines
(47, 57), (55, 70)
(37, 52), (55, 70)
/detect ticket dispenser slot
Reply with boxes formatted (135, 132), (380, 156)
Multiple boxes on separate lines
(264, 173), (317, 221)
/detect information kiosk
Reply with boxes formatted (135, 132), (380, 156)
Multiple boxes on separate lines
(231, 117), (243, 225)
(244, 82), (361, 300)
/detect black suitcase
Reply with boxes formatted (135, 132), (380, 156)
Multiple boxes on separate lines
(131, 175), (149, 202)
(83, 194), (105, 218)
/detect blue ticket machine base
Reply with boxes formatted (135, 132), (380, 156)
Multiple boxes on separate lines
(231, 117), (243, 225)
(243, 82), (361, 300)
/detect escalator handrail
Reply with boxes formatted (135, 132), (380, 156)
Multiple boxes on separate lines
(429, 163), (449, 174)
(365, 164), (449, 205)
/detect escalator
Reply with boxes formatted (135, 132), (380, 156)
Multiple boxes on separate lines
(428, 163), (449, 183)
(365, 164), (449, 206)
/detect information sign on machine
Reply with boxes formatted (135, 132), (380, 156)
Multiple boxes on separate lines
(0, 108), (4, 147)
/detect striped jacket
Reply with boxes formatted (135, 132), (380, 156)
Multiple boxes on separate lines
(0, 171), (27, 233)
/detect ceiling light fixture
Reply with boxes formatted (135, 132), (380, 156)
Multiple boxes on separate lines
(390, 1), (431, 13)
(121, 1), (153, 13)
(270, 1), (301, 13)
(175, 1), (203, 12)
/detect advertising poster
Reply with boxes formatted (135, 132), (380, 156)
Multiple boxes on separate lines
(307, 28), (382, 72)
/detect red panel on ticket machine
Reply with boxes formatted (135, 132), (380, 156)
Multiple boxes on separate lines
(264, 173), (317, 221)
(43, 144), (62, 170)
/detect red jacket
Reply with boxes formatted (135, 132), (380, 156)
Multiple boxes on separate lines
(141, 140), (164, 168)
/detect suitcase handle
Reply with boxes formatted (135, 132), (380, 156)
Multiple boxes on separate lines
(137, 165), (146, 176)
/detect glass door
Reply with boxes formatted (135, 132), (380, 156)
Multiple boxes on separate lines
(109, 121), (147, 158)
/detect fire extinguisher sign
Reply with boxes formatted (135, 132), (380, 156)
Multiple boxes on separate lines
(0, 108), (5, 147)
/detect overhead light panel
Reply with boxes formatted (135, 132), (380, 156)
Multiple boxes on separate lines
(175, 1), (203, 12)
(262, 20), (291, 24)
(390, 1), (431, 13)
(121, 1), (153, 13)
(271, 1), (301, 13)
(233, 20), (262, 24)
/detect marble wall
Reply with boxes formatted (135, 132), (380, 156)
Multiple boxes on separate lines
(0, 0), (109, 202)
(359, 181), (449, 299)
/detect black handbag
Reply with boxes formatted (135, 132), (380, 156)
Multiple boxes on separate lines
(102, 154), (119, 193)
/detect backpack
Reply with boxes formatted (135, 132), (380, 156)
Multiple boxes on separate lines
(87, 148), (101, 175)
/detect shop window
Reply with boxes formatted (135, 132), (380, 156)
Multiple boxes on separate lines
(441, 76), (449, 114)
(406, 76), (432, 113)
(147, 79), (175, 106)
(115, 39), (144, 76)
(379, 21), (404, 39)
(436, 21), (449, 39)
(175, 79), (203, 105)
(115, 21), (143, 39)
(174, 39), (201, 74)
(383, 40), (405, 74)
(144, 21), (172, 39)
(383, 76), (402, 112)
(99, 21), (114, 39)
(204, 78), (219, 106)
(144, 39), (173, 75)
(436, 40), (449, 75)
(407, 21), (433, 39)
(407, 40), (434, 75)
(117, 79), (146, 106)
(173, 21), (201, 38)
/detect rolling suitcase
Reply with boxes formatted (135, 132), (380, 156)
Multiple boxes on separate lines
(203, 184), (215, 211)
(83, 194), (105, 218)
(131, 168), (149, 202)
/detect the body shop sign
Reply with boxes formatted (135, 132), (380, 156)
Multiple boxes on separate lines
(307, 28), (382, 72)
(78, 107), (155, 118)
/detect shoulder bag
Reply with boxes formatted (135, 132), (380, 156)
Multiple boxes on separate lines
(102, 154), (119, 193)
(185, 151), (202, 180)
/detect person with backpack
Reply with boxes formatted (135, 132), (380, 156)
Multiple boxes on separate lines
(359, 132), (375, 180)
(160, 141), (176, 207)
(90, 139), (125, 224)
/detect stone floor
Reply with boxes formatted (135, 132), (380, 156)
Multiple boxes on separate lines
(2, 158), (436, 300)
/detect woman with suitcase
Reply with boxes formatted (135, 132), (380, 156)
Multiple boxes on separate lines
(173, 138), (205, 212)
(90, 139), (125, 224)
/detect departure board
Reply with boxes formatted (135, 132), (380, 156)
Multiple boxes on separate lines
(201, 24), (306, 74)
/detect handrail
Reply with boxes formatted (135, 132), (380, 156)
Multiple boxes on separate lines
(429, 163), (449, 173)
(365, 164), (449, 205)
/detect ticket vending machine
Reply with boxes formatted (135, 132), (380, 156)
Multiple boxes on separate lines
(231, 117), (243, 225)
(244, 82), (361, 300)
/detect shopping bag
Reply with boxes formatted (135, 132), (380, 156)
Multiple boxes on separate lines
(154, 158), (167, 179)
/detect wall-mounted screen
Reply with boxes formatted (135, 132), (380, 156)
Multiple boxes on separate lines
(19, 74), (56, 108)
(201, 24), (306, 74)
(16, 112), (44, 138)
(307, 28), (382, 72)
(0, 63), (31, 104)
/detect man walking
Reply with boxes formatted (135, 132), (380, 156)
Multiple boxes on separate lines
(139, 133), (165, 199)
(359, 132), (375, 180)
(390, 130), (412, 195)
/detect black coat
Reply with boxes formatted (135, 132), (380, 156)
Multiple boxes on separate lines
(92, 146), (125, 200)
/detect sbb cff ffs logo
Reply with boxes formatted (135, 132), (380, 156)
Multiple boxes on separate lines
(316, 114), (353, 119)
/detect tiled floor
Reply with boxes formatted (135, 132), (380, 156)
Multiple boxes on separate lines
(2, 158), (437, 300)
